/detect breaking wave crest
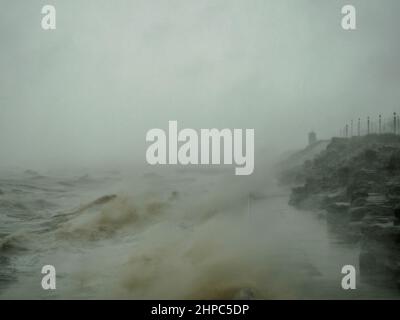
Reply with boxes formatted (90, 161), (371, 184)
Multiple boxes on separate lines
(1, 169), (378, 299)
(35, 172), (310, 299)
(56, 194), (172, 240)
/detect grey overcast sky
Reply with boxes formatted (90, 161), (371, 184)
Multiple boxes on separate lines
(1, 0), (399, 169)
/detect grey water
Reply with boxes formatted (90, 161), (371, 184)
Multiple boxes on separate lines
(0, 167), (398, 299)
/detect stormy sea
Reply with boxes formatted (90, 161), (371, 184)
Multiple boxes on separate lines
(0, 164), (398, 299)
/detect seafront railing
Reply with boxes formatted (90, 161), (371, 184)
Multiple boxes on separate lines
(339, 113), (400, 137)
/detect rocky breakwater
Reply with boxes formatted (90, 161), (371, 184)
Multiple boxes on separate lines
(284, 134), (400, 289)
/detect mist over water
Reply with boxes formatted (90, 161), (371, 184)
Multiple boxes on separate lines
(1, 0), (400, 300)
(0, 164), (397, 299)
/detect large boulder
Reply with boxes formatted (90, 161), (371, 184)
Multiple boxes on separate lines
(359, 224), (400, 286)
(362, 205), (394, 225)
(394, 204), (400, 220)
(351, 197), (367, 207)
(326, 202), (350, 214)
(361, 224), (400, 246)
(349, 206), (370, 221)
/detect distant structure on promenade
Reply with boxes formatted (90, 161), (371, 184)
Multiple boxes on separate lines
(308, 131), (317, 146)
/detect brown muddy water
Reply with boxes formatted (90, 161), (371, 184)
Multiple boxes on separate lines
(0, 167), (398, 299)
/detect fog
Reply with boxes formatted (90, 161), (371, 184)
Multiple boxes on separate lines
(2, 1), (400, 300)
(1, 0), (400, 169)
